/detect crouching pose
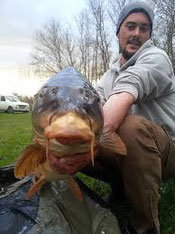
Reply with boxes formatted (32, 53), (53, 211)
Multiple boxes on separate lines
(50, 1), (175, 233)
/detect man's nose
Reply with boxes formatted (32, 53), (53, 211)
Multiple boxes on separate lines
(132, 26), (141, 37)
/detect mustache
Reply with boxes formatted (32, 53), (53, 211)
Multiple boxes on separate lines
(127, 38), (141, 46)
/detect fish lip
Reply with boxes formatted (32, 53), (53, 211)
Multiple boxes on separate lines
(46, 131), (93, 145)
(44, 111), (94, 141)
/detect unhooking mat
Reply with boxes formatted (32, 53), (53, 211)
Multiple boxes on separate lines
(0, 176), (122, 234)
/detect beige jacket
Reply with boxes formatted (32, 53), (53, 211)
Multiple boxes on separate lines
(96, 40), (175, 141)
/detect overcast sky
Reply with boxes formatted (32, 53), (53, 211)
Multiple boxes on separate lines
(0, 0), (86, 96)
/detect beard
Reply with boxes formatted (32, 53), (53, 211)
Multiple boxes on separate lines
(120, 37), (142, 60)
(121, 48), (135, 60)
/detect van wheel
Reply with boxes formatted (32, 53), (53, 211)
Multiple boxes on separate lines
(7, 106), (14, 114)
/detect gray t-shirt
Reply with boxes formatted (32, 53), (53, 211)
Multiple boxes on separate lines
(96, 39), (175, 142)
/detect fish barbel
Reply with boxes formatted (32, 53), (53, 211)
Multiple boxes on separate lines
(14, 67), (126, 199)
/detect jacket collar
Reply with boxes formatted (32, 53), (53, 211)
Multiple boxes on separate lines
(110, 39), (153, 73)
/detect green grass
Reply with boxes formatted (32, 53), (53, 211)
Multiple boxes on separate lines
(0, 112), (175, 233)
(0, 112), (33, 166)
(159, 180), (175, 233)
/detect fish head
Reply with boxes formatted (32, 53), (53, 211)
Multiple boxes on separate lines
(32, 67), (103, 158)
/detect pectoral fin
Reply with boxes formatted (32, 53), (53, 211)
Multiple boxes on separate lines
(100, 127), (127, 156)
(68, 176), (83, 200)
(27, 175), (46, 199)
(15, 143), (46, 178)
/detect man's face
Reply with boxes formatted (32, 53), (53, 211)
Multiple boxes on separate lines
(118, 12), (151, 60)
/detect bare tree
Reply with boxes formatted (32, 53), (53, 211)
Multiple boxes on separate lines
(151, 0), (175, 69)
(31, 0), (175, 82)
(61, 29), (77, 67)
(30, 0), (130, 82)
(75, 0), (112, 83)
(31, 19), (77, 77)
(107, 0), (128, 31)
(88, 0), (112, 79)
(75, 11), (92, 80)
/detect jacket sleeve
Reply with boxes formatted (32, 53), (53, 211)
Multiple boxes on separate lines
(110, 49), (175, 102)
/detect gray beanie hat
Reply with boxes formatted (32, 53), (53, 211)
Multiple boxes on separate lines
(116, 1), (154, 35)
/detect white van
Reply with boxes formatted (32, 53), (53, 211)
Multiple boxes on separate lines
(0, 94), (30, 113)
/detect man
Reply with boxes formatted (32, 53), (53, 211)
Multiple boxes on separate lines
(50, 1), (175, 233)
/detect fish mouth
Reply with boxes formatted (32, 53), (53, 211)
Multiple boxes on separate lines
(55, 136), (89, 145)
(44, 112), (95, 165)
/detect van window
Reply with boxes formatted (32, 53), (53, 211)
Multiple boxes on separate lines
(6, 96), (19, 102)
(1, 96), (5, 101)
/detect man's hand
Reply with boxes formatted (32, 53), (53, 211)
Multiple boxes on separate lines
(49, 148), (99, 174)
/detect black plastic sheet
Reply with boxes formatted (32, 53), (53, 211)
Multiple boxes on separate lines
(0, 178), (39, 234)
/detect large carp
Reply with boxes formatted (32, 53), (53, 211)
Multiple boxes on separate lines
(14, 67), (126, 199)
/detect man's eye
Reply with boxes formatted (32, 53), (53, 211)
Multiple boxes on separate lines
(140, 26), (149, 33)
(127, 25), (135, 30)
